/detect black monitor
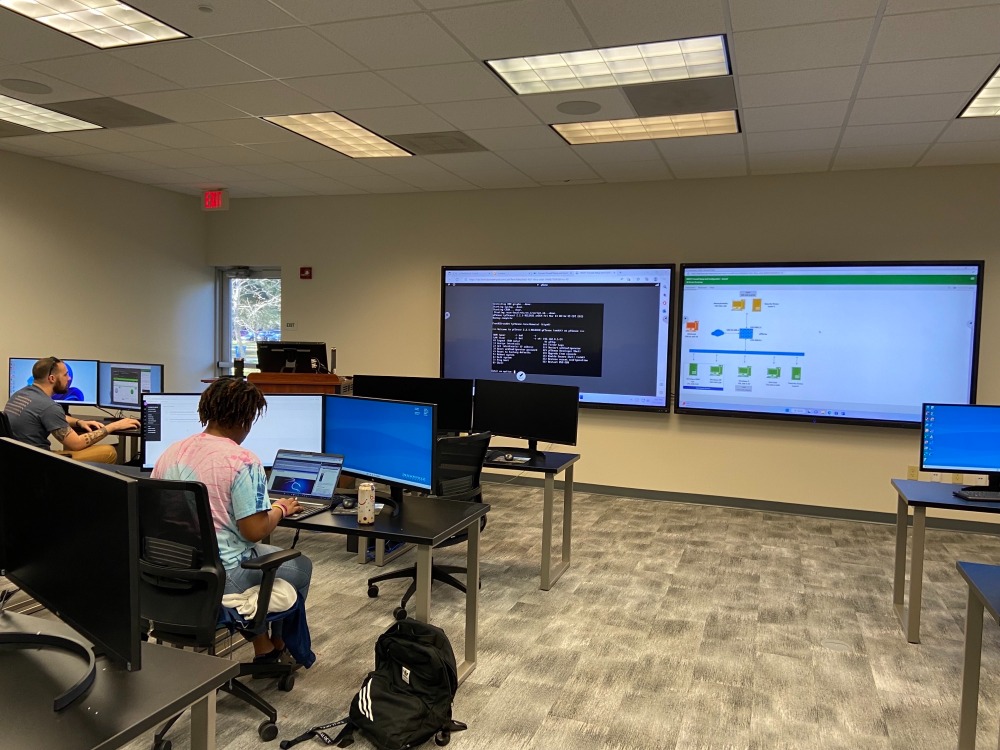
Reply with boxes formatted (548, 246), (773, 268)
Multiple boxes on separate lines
(0, 438), (140, 707)
(441, 264), (673, 412)
(257, 341), (328, 374)
(351, 375), (474, 433)
(97, 361), (164, 410)
(323, 394), (437, 500)
(8, 357), (99, 406)
(921, 403), (1000, 492)
(472, 379), (579, 459)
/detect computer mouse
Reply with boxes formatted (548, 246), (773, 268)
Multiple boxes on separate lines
(504, 453), (514, 462)
(341, 497), (357, 510)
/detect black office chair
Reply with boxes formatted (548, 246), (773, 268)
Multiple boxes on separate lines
(0, 411), (12, 438)
(137, 478), (300, 748)
(367, 431), (491, 620)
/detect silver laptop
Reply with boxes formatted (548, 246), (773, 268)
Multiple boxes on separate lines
(267, 449), (344, 520)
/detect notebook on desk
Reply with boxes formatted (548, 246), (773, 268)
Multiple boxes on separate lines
(268, 450), (345, 520)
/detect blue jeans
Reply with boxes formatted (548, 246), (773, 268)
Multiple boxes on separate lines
(225, 543), (312, 638)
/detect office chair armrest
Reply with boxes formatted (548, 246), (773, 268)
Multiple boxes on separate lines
(240, 548), (301, 572)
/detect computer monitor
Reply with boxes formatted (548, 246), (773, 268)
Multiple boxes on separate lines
(0, 438), (141, 680)
(8, 357), (99, 406)
(351, 375), (474, 433)
(472, 379), (579, 458)
(257, 341), (328, 374)
(97, 361), (164, 410)
(142, 392), (324, 469)
(323, 394), (437, 498)
(921, 403), (1000, 491)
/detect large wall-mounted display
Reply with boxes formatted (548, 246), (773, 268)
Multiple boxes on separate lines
(441, 265), (673, 411)
(674, 261), (984, 427)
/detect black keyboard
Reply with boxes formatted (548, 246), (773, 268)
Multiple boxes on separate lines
(954, 489), (1000, 501)
(284, 501), (329, 520)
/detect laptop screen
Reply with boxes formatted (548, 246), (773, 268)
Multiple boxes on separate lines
(267, 450), (344, 501)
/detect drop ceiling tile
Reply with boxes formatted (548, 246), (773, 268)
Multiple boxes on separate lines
(127, 150), (225, 168)
(315, 14), (472, 68)
(379, 62), (511, 104)
(495, 146), (599, 182)
(128, 0), (298, 35)
(840, 121), (948, 147)
(189, 81), (327, 117)
(26, 55), (177, 97)
(832, 144), (926, 170)
(246, 140), (349, 161)
(425, 151), (537, 187)
(293, 159), (386, 181)
(433, 0), (592, 59)
(0, 64), (101, 103)
(182, 165), (261, 181)
(919, 139), (1000, 165)
(885, 0), (999, 12)
(668, 153), (747, 179)
(870, 7), (1000, 63)
(238, 162), (327, 181)
(182, 145), (282, 165)
(0, 11), (94, 63)
(742, 101), (849, 132)
(848, 92), (969, 126)
(340, 105), (455, 134)
(115, 91), (246, 122)
(0, 134), (103, 156)
(569, 0), (725, 47)
(52, 152), (163, 172)
(0, 138), (45, 155)
(51, 129), (164, 152)
(858, 57), (999, 98)
(188, 117), (301, 144)
(284, 72), (416, 109)
(282, 176), (362, 194)
(740, 67), (860, 107)
(225, 180), (310, 196)
(341, 173), (421, 192)
(206, 28), (366, 79)
(271, 0), (421, 23)
(749, 149), (833, 174)
(429, 98), (540, 130)
(117, 123), (231, 148)
(938, 118), (1000, 143)
(748, 128), (841, 153)
(212, 183), (267, 198)
(522, 88), (636, 123)
(365, 156), (477, 190)
(103, 167), (207, 184)
(572, 140), (662, 164)
(156, 183), (207, 195)
(591, 159), (674, 182)
(655, 133), (745, 159)
(733, 19), (874, 75)
(730, 0), (880, 31)
(463, 124), (565, 150)
(112, 40), (269, 89)
(419, 0), (506, 7)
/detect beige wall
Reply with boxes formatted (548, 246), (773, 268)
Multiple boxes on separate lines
(0, 150), (215, 402)
(206, 165), (1000, 520)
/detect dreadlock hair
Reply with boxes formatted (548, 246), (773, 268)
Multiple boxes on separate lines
(198, 378), (267, 431)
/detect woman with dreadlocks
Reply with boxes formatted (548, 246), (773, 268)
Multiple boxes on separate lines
(152, 377), (313, 667)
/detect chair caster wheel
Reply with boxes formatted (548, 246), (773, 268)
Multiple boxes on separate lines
(393, 606), (407, 620)
(153, 740), (172, 750)
(435, 730), (451, 746)
(258, 720), (279, 742)
(368, 584), (379, 598)
(278, 672), (295, 691)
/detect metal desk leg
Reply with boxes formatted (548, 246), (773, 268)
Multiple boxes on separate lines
(189, 690), (218, 750)
(456, 519), (479, 685)
(413, 544), (432, 623)
(115, 437), (126, 465)
(540, 470), (570, 591)
(562, 465), (573, 569)
(893, 496), (925, 643)
(958, 589), (985, 750)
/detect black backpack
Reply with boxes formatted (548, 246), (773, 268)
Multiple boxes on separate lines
(280, 619), (467, 750)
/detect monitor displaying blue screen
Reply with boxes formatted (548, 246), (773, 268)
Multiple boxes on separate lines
(323, 395), (436, 492)
(98, 361), (164, 409)
(8, 357), (99, 406)
(921, 404), (1000, 487)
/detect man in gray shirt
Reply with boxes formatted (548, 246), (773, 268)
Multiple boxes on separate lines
(3, 357), (139, 463)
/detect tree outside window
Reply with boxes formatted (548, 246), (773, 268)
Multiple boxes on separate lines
(222, 271), (281, 371)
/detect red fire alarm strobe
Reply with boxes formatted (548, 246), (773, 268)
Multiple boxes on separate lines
(201, 189), (229, 211)
(299, 267), (313, 280)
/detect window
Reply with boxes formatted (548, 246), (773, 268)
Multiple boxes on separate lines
(217, 267), (281, 373)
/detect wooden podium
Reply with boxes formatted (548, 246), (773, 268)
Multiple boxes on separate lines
(248, 372), (344, 395)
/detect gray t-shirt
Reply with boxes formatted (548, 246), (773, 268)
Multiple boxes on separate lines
(3, 384), (67, 450)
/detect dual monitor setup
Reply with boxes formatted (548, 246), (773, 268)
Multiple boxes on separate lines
(7, 358), (164, 410)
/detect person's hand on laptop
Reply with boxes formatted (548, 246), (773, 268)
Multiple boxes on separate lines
(107, 418), (140, 433)
(273, 497), (302, 518)
(75, 419), (104, 432)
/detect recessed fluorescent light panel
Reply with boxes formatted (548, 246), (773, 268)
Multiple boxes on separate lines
(960, 67), (1000, 117)
(0, 93), (100, 132)
(487, 35), (730, 95)
(553, 111), (738, 144)
(0, 0), (186, 49)
(263, 112), (411, 158)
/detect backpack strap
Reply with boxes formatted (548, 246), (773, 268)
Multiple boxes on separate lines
(279, 718), (352, 749)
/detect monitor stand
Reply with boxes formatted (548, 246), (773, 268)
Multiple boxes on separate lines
(491, 439), (544, 462)
(0, 615), (96, 711)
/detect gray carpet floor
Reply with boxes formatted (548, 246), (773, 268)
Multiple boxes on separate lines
(113, 481), (1000, 749)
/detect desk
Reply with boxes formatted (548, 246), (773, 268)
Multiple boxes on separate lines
(281, 496), (489, 684)
(891, 479), (1000, 643)
(484, 452), (579, 590)
(956, 562), (1000, 749)
(114, 427), (141, 465)
(0, 610), (238, 750)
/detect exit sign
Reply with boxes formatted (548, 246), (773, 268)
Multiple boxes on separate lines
(202, 189), (229, 211)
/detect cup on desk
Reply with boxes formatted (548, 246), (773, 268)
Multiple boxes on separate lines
(358, 481), (376, 524)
